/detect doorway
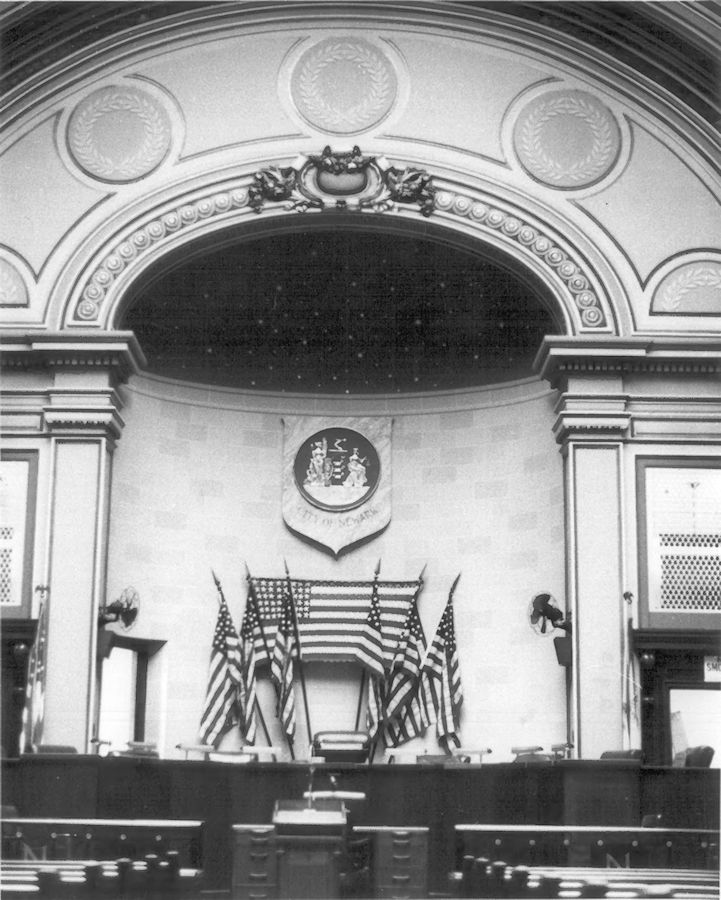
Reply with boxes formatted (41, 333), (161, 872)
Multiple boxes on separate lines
(638, 638), (720, 766)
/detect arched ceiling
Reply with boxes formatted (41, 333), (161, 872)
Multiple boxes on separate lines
(121, 228), (559, 394)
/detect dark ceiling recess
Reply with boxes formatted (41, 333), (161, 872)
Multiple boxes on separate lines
(122, 230), (559, 395)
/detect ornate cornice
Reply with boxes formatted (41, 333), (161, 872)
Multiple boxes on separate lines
(537, 336), (721, 444)
(535, 336), (721, 390)
(0, 331), (146, 382)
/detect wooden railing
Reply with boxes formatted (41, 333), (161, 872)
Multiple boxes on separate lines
(1, 817), (203, 867)
(455, 824), (719, 870)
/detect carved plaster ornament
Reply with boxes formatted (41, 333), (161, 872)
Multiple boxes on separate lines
(651, 261), (721, 314)
(67, 85), (172, 182)
(513, 90), (621, 189)
(248, 147), (436, 216)
(0, 259), (29, 307)
(291, 37), (397, 134)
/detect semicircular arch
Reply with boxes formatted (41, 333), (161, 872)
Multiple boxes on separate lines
(53, 156), (627, 336)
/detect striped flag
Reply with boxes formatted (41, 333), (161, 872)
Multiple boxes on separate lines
(20, 596), (49, 754)
(249, 578), (418, 667)
(199, 599), (242, 747)
(239, 598), (260, 744)
(384, 673), (431, 747)
(271, 592), (297, 739)
(384, 599), (426, 722)
(363, 573), (386, 739)
(359, 576), (385, 676)
(423, 596), (463, 748)
(366, 673), (385, 741)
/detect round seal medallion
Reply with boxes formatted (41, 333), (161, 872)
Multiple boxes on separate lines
(67, 85), (172, 182)
(513, 90), (620, 188)
(291, 38), (397, 134)
(294, 427), (381, 512)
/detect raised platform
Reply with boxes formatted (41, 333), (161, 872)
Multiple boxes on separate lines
(2, 756), (718, 893)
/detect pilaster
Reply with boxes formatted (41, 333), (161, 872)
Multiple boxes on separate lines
(535, 336), (721, 758)
(1, 331), (144, 750)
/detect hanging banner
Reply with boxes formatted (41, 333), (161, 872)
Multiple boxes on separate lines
(282, 416), (392, 556)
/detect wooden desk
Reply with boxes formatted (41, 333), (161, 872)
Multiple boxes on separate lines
(353, 826), (428, 899)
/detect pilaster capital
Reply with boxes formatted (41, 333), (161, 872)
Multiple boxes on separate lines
(551, 399), (631, 445)
(43, 405), (125, 444)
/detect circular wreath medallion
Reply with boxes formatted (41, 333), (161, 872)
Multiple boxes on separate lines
(294, 427), (381, 512)
(652, 262), (721, 313)
(291, 38), (397, 134)
(513, 90), (620, 188)
(67, 86), (172, 182)
(0, 259), (29, 307)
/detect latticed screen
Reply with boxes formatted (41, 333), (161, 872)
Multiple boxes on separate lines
(645, 467), (721, 616)
(0, 459), (29, 607)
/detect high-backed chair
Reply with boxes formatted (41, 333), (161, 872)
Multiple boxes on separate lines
(511, 745), (554, 763)
(35, 745), (78, 754)
(600, 749), (644, 761)
(684, 745), (714, 767)
(451, 748), (492, 764)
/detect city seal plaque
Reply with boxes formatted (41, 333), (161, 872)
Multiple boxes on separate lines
(294, 427), (380, 512)
(283, 416), (392, 556)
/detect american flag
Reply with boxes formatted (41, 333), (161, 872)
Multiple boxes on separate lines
(366, 672), (385, 741)
(20, 597), (49, 754)
(271, 592), (297, 739)
(383, 673), (431, 747)
(199, 599), (242, 747)
(239, 597), (261, 744)
(360, 576), (385, 676)
(383, 600), (426, 723)
(249, 578), (420, 668)
(362, 574), (386, 739)
(422, 596), (463, 748)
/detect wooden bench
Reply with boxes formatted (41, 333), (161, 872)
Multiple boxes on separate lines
(455, 824), (719, 870)
(0, 854), (204, 898)
(449, 859), (720, 899)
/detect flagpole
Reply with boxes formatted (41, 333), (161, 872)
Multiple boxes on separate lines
(443, 572), (462, 754)
(354, 671), (366, 731)
(367, 561), (386, 761)
(283, 560), (313, 748)
(211, 571), (273, 751)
